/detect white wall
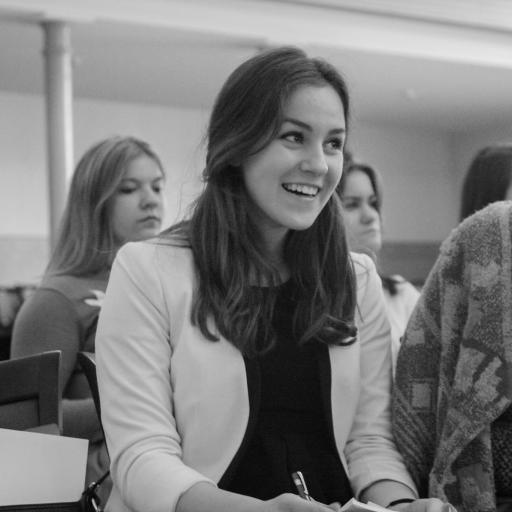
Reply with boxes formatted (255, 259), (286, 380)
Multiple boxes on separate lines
(0, 91), (208, 284)
(2, 89), (511, 284)
(0, 93), (47, 237)
(349, 122), (459, 242)
(0, 91), (209, 238)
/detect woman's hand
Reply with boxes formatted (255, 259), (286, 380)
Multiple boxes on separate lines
(260, 493), (341, 511)
(393, 499), (456, 512)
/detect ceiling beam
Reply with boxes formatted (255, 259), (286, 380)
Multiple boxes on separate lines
(1, 0), (512, 69)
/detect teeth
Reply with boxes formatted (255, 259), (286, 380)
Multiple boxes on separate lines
(283, 183), (319, 196)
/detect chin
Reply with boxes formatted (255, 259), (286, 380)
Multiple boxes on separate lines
(361, 235), (381, 254)
(287, 223), (316, 233)
(349, 239), (381, 258)
(286, 216), (319, 231)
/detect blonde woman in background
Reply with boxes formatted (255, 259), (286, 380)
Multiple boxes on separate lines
(11, 135), (166, 501)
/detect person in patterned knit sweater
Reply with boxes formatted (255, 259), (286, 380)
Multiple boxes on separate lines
(393, 201), (512, 512)
(11, 135), (165, 501)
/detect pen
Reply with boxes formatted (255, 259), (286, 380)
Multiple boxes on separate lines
(291, 471), (313, 502)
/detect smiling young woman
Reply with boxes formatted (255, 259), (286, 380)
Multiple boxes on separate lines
(11, 135), (165, 503)
(95, 47), (450, 512)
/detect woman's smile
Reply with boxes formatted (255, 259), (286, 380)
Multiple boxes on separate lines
(281, 182), (321, 198)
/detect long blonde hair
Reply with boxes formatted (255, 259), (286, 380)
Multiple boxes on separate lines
(47, 136), (164, 277)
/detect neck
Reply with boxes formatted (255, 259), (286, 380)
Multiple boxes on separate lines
(261, 233), (290, 282)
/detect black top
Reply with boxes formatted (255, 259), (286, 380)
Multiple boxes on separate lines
(224, 280), (353, 504)
(492, 405), (512, 498)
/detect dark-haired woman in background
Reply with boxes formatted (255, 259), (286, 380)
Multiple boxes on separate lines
(337, 161), (419, 372)
(12, 135), (166, 499)
(460, 144), (512, 221)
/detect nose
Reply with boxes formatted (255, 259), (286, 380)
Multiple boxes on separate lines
(140, 186), (161, 210)
(300, 145), (329, 175)
(360, 203), (378, 223)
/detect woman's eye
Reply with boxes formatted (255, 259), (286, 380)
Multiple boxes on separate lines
(341, 200), (358, 210)
(326, 138), (343, 151)
(281, 131), (303, 144)
(119, 187), (136, 194)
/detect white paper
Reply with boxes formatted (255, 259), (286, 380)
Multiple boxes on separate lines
(0, 428), (88, 505)
(341, 498), (396, 512)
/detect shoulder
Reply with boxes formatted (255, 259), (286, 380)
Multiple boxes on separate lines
(117, 236), (193, 266)
(388, 275), (420, 299)
(350, 251), (378, 287)
(350, 250), (375, 273)
(430, 201), (512, 289)
(40, 273), (108, 311)
(350, 251), (383, 307)
(11, 285), (81, 353)
(42, 273), (80, 292)
(42, 272), (106, 294)
(14, 286), (75, 324)
(441, 201), (512, 258)
(113, 237), (195, 287)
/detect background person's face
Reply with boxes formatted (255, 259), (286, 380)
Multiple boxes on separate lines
(110, 154), (165, 245)
(340, 170), (382, 256)
(242, 84), (346, 252)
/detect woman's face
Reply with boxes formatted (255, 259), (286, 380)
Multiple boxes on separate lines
(340, 169), (382, 256)
(110, 154), (165, 245)
(242, 84), (346, 254)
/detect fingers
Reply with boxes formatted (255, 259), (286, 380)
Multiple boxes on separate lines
(266, 493), (337, 511)
(313, 501), (339, 512)
(403, 498), (457, 512)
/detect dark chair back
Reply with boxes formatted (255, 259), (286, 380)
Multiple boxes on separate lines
(78, 351), (101, 419)
(0, 350), (62, 433)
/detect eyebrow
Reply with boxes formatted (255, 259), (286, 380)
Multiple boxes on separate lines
(282, 117), (346, 135)
(120, 176), (164, 183)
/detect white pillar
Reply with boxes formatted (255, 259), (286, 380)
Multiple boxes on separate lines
(42, 20), (74, 250)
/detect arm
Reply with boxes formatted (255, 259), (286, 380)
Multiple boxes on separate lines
(177, 482), (340, 512)
(11, 289), (101, 440)
(400, 281), (421, 320)
(96, 243), (340, 512)
(345, 255), (417, 502)
(96, 244), (219, 512)
(392, 260), (444, 498)
(348, 257), (449, 512)
(361, 483), (448, 512)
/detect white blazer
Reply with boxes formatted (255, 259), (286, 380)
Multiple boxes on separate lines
(96, 240), (416, 512)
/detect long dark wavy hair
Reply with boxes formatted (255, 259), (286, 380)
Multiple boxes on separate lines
(47, 136), (164, 277)
(460, 144), (512, 221)
(166, 47), (357, 357)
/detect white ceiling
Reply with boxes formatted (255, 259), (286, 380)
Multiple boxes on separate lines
(1, 0), (512, 131)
